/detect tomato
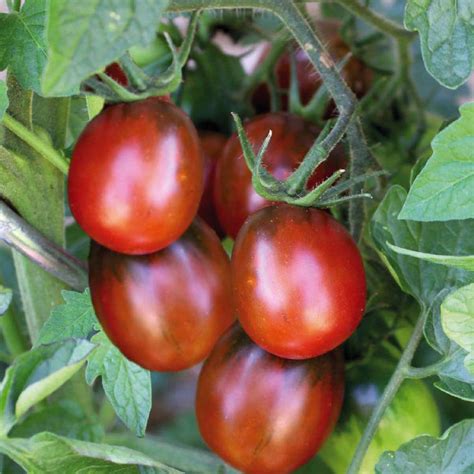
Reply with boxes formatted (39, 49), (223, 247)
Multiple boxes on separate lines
(88, 218), (234, 371)
(213, 113), (346, 238)
(252, 20), (373, 114)
(104, 62), (128, 86)
(318, 361), (441, 473)
(198, 131), (227, 236)
(196, 324), (345, 474)
(232, 204), (366, 359)
(68, 97), (204, 255)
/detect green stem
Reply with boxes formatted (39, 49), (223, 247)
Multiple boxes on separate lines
(404, 359), (446, 379)
(0, 201), (88, 291)
(347, 309), (427, 474)
(336, 0), (414, 39)
(0, 306), (28, 356)
(1, 114), (69, 175)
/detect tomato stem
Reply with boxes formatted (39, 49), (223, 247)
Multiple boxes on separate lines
(1, 113), (69, 175)
(347, 308), (427, 474)
(0, 201), (88, 292)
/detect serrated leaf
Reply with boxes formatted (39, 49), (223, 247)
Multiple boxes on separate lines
(376, 419), (474, 473)
(106, 433), (239, 474)
(0, 285), (13, 316)
(371, 186), (474, 399)
(399, 102), (474, 221)
(37, 290), (97, 345)
(387, 243), (474, 272)
(0, 339), (95, 435)
(0, 0), (47, 94)
(85, 332), (151, 437)
(0, 80), (7, 119)
(441, 284), (474, 375)
(43, 0), (169, 96)
(404, 1), (474, 88)
(0, 433), (181, 473)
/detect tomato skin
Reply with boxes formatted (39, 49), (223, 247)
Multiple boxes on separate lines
(318, 362), (440, 473)
(104, 62), (128, 86)
(232, 204), (366, 359)
(88, 218), (234, 371)
(196, 324), (345, 474)
(213, 113), (346, 238)
(198, 131), (227, 236)
(68, 98), (204, 255)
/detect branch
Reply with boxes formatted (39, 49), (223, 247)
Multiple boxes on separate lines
(0, 201), (88, 292)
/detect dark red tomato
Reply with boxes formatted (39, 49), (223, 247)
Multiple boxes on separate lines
(196, 324), (345, 474)
(89, 218), (234, 371)
(232, 204), (366, 359)
(198, 131), (227, 236)
(105, 62), (128, 86)
(252, 20), (373, 113)
(213, 113), (346, 238)
(68, 98), (204, 255)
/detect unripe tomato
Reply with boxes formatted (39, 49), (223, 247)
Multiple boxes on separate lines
(318, 361), (441, 473)
(88, 218), (234, 371)
(213, 113), (346, 238)
(198, 131), (227, 236)
(196, 324), (345, 474)
(232, 204), (366, 359)
(68, 98), (204, 255)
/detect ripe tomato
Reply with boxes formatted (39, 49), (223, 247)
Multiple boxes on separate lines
(88, 218), (234, 371)
(198, 131), (227, 236)
(196, 324), (344, 474)
(104, 62), (128, 86)
(68, 97), (204, 254)
(252, 20), (372, 113)
(213, 113), (346, 238)
(318, 361), (440, 473)
(232, 204), (366, 359)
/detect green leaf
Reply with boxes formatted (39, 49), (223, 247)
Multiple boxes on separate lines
(10, 400), (104, 442)
(0, 0), (47, 93)
(85, 332), (151, 437)
(0, 285), (13, 316)
(0, 81), (8, 119)
(376, 419), (474, 473)
(37, 290), (96, 345)
(0, 339), (95, 435)
(371, 186), (474, 400)
(387, 243), (474, 272)
(0, 433), (181, 473)
(1, 75), (66, 341)
(399, 102), (474, 221)
(441, 284), (474, 375)
(106, 433), (239, 474)
(180, 43), (251, 134)
(404, 1), (474, 88)
(43, 0), (169, 96)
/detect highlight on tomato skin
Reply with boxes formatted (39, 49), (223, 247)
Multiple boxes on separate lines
(88, 218), (235, 372)
(68, 97), (204, 255)
(195, 323), (345, 474)
(198, 131), (228, 236)
(232, 204), (366, 360)
(213, 112), (346, 239)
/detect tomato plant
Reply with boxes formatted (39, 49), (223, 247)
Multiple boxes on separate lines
(0, 1), (472, 473)
(196, 324), (344, 474)
(214, 113), (346, 238)
(68, 97), (204, 255)
(88, 218), (234, 371)
(232, 204), (366, 359)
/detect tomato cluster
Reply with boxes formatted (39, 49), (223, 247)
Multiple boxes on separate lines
(69, 46), (367, 470)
